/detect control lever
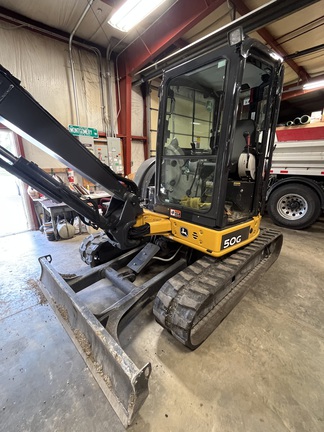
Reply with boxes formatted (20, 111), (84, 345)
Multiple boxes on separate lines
(243, 131), (251, 168)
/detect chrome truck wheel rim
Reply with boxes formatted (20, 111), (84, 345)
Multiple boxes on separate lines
(277, 193), (308, 220)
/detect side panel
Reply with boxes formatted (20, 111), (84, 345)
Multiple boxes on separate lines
(271, 140), (324, 176)
(166, 216), (260, 257)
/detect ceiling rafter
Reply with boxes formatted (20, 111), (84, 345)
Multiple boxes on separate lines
(134, 0), (320, 83)
(0, 6), (106, 54)
(232, 0), (310, 83)
(117, 0), (226, 77)
(282, 72), (324, 100)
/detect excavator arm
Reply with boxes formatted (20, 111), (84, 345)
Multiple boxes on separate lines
(0, 65), (146, 249)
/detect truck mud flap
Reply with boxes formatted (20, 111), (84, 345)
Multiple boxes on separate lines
(38, 256), (151, 428)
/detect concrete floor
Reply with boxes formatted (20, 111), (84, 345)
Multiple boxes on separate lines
(0, 216), (323, 431)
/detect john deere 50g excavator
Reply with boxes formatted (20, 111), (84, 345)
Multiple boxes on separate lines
(0, 31), (283, 426)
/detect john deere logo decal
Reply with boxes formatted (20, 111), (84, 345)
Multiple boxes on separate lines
(180, 227), (188, 237)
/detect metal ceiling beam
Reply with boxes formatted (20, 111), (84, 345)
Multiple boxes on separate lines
(135, 0), (321, 82)
(117, 0), (226, 77)
(0, 6), (106, 54)
(116, 75), (132, 174)
(285, 43), (324, 60)
(281, 88), (318, 100)
(282, 72), (324, 100)
(233, 0), (310, 82)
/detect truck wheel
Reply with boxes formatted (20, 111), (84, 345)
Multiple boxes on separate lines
(267, 183), (321, 229)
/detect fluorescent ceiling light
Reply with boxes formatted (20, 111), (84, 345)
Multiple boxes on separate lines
(108, 0), (167, 32)
(303, 80), (324, 90)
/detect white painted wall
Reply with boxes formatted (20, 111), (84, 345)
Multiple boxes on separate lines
(150, 85), (159, 156)
(0, 23), (114, 169)
(131, 86), (145, 172)
(0, 21), (146, 174)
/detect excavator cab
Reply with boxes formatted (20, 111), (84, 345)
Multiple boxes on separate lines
(155, 40), (283, 231)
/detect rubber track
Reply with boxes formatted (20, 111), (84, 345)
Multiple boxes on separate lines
(79, 232), (110, 266)
(153, 228), (283, 349)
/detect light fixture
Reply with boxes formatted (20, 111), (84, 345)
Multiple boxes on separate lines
(227, 27), (244, 47)
(108, 0), (167, 32)
(303, 80), (324, 90)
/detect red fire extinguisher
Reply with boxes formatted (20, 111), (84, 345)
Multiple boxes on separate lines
(67, 168), (75, 183)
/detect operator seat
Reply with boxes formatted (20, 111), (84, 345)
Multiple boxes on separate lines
(230, 119), (255, 175)
(166, 137), (185, 156)
(161, 137), (183, 193)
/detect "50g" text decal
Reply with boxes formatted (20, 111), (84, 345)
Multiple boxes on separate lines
(223, 235), (242, 249)
(221, 227), (250, 250)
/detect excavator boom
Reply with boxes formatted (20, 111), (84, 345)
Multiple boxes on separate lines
(0, 65), (136, 199)
(0, 65), (146, 250)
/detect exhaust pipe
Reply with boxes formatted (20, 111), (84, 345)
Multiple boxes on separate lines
(285, 121), (294, 126)
(294, 117), (301, 125)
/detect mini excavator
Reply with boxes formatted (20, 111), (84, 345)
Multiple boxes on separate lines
(0, 31), (283, 426)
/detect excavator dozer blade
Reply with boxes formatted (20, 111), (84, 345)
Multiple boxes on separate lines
(38, 256), (151, 428)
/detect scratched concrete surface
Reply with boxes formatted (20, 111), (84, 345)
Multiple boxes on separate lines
(1, 216), (324, 432)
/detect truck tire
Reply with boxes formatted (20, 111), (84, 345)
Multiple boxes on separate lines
(267, 183), (321, 229)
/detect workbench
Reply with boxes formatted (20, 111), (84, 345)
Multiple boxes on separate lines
(40, 199), (75, 240)
(39, 192), (111, 240)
